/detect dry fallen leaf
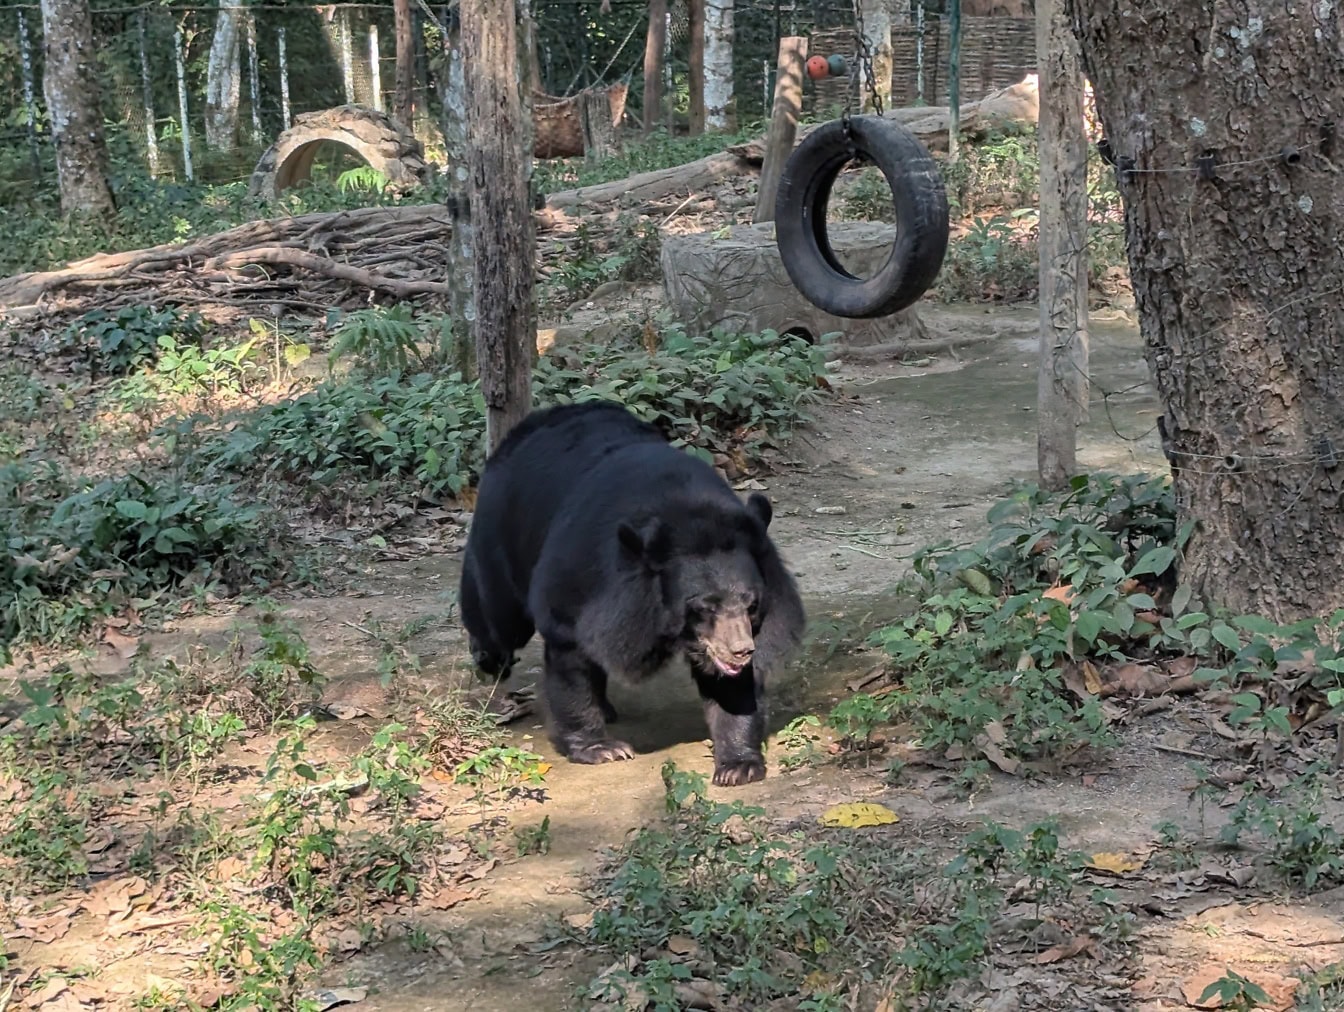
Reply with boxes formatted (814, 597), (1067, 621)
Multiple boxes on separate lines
(819, 802), (899, 829)
(1034, 934), (1098, 964)
(425, 886), (479, 910)
(12, 908), (75, 944)
(1042, 585), (1076, 606)
(1085, 851), (1148, 875)
(1108, 662), (1169, 697)
(102, 627), (141, 662)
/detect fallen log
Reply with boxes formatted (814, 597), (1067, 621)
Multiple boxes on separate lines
(544, 151), (756, 210)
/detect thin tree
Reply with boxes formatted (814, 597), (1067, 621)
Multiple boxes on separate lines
(39, 0), (114, 217)
(393, 0), (416, 128)
(462, 0), (536, 451)
(1067, 0), (1344, 619)
(643, 0), (667, 134)
(1035, 0), (1089, 488)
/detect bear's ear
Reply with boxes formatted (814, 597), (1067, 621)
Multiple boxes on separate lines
(745, 492), (773, 530)
(617, 518), (670, 569)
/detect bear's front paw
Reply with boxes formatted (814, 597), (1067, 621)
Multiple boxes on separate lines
(567, 739), (637, 764)
(712, 756), (766, 787)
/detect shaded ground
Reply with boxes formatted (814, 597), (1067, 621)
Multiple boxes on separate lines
(6, 304), (1342, 1011)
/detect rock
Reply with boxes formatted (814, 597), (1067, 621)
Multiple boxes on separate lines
(660, 221), (928, 349)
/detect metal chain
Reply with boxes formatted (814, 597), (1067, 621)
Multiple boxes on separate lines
(842, 0), (883, 152)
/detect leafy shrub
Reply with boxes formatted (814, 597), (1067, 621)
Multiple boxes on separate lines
(935, 211), (1041, 303)
(1, 461), (283, 653)
(59, 305), (209, 377)
(197, 325), (830, 502)
(855, 472), (1344, 767)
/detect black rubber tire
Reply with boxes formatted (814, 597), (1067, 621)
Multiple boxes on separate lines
(774, 115), (951, 319)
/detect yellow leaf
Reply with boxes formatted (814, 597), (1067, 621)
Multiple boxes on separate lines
(818, 802), (898, 829)
(1085, 850), (1146, 874)
(534, 762), (552, 776)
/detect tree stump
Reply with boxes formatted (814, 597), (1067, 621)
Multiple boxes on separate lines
(581, 89), (620, 163)
(661, 222), (928, 350)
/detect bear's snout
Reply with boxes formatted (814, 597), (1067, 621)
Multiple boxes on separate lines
(705, 611), (756, 675)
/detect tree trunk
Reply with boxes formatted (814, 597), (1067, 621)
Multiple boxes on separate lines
(1034, 0), (1089, 489)
(440, 19), (475, 378)
(463, 0), (535, 452)
(688, 0), (705, 135)
(703, 0), (734, 130)
(643, 0), (667, 134)
(393, 0), (416, 128)
(39, 0), (114, 217)
(1066, 0), (1344, 620)
(753, 36), (806, 224)
(205, 0), (244, 151)
(860, 0), (892, 113)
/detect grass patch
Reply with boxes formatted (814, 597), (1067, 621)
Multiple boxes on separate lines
(569, 762), (1133, 1009)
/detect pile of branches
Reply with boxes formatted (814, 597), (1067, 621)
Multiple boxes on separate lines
(0, 204), (562, 319)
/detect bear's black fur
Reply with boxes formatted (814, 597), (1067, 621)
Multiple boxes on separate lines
(458, 400), (806, 787)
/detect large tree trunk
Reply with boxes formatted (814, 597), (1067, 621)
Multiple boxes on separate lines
(1066, 0), (1344, 621)
(643, 0), (667, 134)
(204, 1), (244, 151)
(703, 0), (734, 131)
(392, 0), (415, 128)
(463, 0), (535, 452)
(39, 0), (114, 217)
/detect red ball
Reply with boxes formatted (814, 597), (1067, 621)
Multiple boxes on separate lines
(806, 55), (830, 80)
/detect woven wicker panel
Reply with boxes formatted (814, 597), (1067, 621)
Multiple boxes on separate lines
(813, 16), (1038, 114)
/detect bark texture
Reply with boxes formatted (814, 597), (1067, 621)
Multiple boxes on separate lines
(688, 0), (705, 134)
(860, 0), (893, 113)
(1066, 0), (1344, 620)
(643, 0), (667, 133)
(1035, 0), (1089, 488)
(440, 20), (475, 379)
(463, 1), (536, 451)
(205, 1), (244, 151)
(703, 0), (734, 130)
(39, 0), (114, 217)
(393, 0), (416, 128)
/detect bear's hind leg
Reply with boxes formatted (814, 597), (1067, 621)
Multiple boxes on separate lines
(692, 662), (767, 787)
(543, 641), (634, 764)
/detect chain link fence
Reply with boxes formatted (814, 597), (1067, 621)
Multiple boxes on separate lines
(0, 1), (1037, 191)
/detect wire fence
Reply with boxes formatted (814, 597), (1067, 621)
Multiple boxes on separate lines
(0, 1), (1039, 189)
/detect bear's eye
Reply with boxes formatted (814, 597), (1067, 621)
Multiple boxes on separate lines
(746, 596), (760, 616)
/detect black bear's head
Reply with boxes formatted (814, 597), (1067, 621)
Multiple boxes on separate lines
(617, 493), (775, 677)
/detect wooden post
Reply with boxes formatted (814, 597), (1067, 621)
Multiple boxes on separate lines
(1035, 0), (1090, 488)
(643, 0), (666, 134)
(462, 0), (535, 453)
(688, 0), (705, 134)
(753, 36), (807, 225)
(947, 0), (961, 158)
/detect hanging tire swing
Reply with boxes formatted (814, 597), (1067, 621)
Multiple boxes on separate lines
(774, 115), (951, 319)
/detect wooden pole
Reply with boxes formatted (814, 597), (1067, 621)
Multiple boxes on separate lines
(688, 0), (705, 135)
(1034, 0), (1090, 488)
(752, 36), (807, 225)
(947, 0), (961, 158)
(643, 0), (666, 135)
(462, 0), (535, 452)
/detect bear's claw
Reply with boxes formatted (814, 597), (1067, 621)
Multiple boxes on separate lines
(568, 739), (637, 764)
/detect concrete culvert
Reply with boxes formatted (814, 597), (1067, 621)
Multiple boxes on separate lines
(247, 104), (432, 201)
